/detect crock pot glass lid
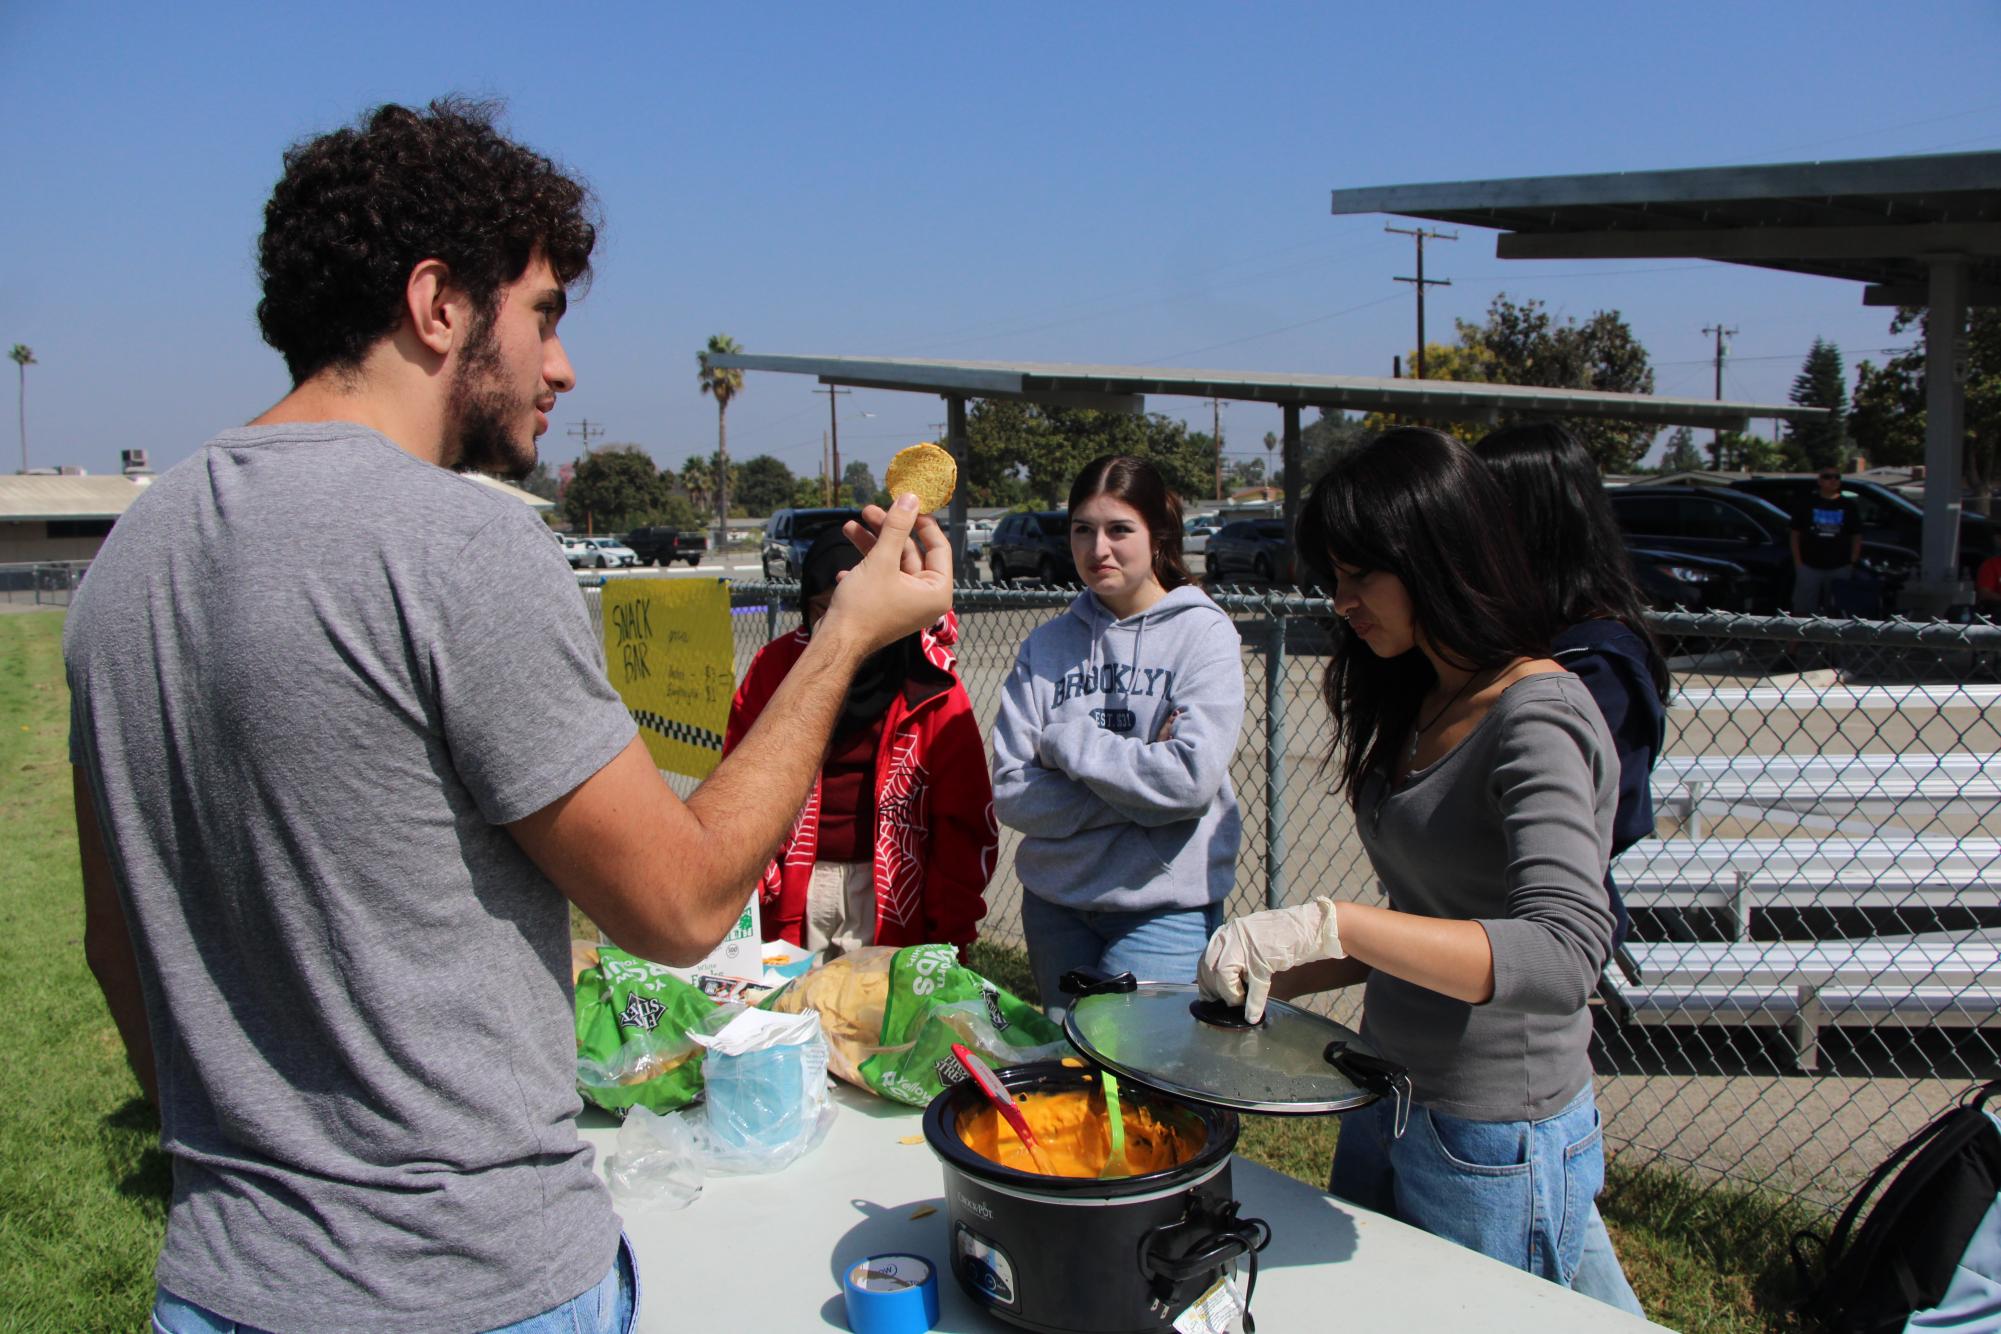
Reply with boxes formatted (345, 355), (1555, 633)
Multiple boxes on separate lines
(1061, 977), (1387, 1115)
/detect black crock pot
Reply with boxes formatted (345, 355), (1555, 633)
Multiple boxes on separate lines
(921, 1062), (1269, 1334)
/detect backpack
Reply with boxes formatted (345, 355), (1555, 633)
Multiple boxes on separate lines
(1791, 1079), (2001, 1332)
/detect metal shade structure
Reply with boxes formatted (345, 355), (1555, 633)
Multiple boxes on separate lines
(710, 353), (1810, 430)
(1330, 151), (2001, 602)
(710, 352), (1818, 565)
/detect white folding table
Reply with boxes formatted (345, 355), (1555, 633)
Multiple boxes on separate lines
(578, 1084), (1668, 1333)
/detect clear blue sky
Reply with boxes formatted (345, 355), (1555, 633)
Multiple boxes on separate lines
(5, 1), (1999, 482)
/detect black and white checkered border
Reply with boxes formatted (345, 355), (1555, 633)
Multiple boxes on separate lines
(630, 708), (723, 753)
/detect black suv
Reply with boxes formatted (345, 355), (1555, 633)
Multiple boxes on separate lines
(988, 511), (1073, 584)
(1728, 475), (1993, 577)
(1608, 486), (1917, 613)
(761, 508), (864, 581)
(622, 526), (707, 567)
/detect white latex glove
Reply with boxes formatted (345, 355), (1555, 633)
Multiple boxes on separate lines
(1197, 898), (1345, 1024)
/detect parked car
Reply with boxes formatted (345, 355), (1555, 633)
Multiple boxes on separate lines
(1728, 475), (1994, 577)
(762, 507), (864, 580)
(1183, 515), (1222, 555)
(1625, 545), (1753, 613)
(1607, 486), (1916, 613)
(962, 518), (996, 559)
(557, 534), (594, 569)
(623, 526), (708, 567)
(575, 536), (640, 569)
(1205, 519), (1295, 585)
(987, 510), (1073, 584)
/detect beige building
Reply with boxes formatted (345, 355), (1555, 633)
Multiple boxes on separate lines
(0, 469), (554, 566)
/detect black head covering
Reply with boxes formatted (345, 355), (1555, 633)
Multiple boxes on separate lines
(799, 524), (918, 739)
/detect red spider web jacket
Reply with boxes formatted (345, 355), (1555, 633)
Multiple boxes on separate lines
(722, 612), (997, 950)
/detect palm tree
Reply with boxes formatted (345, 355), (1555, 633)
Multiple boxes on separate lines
(10, 345), (35, 473)
(679, 454), (712, 515)
(697, 335), (744, 547)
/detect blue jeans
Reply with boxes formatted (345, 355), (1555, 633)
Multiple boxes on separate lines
(1020, 892), (1222, 1019)
(1330, 1083), (1638, 1311)
(152, 1233), (640, 1334)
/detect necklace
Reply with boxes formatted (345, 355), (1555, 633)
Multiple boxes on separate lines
(1405, 668), (1486, 768)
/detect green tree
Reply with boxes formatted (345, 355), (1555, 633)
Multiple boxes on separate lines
(1658, 426), (1705, 475)
(964, 400), (1212, 506)
(735, 454), (796, 515)
(1714, 429), (1787, 472)
(791, 474), (830, 507)
(678, 453), (712, 515)
(842, 460), (878, 507)
(1226, 456), (1267, 490)
(10, 344), (34, 473)
(519, 460), (560, 502)
(1301, 409), (1373, 481)
(1784, 338), (1849, 471)
(563, 446), (667, 533)
(697, 334), (744, 537)
(1850, 307), (2001, 515)
(1396, 296), (1657, 471)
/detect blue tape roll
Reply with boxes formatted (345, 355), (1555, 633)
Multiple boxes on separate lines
(842, 1253), (940, 1334)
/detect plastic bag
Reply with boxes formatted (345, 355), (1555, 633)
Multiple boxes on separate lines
(574, 946), (718, 1116)
(761, 944), (1068, 1107)
(689, 1006), (832, 1159)
(605, 1105), (705, 1212)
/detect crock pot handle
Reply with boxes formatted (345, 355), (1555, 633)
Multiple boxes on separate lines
(1058, 967), (1138, 998)
(1139, 1208), (1273, 1332)
(1325, 1041), (1413, 1139)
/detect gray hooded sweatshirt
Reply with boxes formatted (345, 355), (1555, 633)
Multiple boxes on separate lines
(991, 585), (1243, 912)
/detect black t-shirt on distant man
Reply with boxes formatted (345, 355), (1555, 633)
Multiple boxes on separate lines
(1792, 494), (1861, 570)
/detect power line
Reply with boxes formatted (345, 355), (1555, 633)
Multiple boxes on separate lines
(567, 419), (605, 455)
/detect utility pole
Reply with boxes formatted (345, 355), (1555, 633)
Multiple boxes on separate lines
(822, 431), (831, 504)
(567, 418), (604, 456)
(1387, 225), (1456, 380)
(1701, 324), (1738, 468)
(816, 386), (852, 502)
(1212, 397), (1225, 501)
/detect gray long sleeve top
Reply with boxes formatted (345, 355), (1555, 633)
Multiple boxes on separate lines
(1355, 672), (1617, 1122)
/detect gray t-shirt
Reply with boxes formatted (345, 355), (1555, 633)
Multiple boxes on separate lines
(1356, 672), (1617, 1123)
(65, 423), (637, 1332)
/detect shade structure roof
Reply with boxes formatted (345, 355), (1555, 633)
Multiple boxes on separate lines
(708, 353), (1819, 429)
(1329, 151), (2001, 305)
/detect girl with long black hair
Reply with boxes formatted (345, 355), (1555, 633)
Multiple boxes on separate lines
(1198, 427), (1634, 1309)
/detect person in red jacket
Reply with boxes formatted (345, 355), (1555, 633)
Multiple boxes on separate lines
(725, 526), (996, 957)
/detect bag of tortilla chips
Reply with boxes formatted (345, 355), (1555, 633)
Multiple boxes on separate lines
(761, 943), (1066, 1107)
(575, 944), (718, 1116)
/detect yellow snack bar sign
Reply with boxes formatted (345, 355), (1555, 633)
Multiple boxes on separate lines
(600, 578), (732, 779)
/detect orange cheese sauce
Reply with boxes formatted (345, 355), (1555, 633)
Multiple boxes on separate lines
(955, 1087), (1204, 1178)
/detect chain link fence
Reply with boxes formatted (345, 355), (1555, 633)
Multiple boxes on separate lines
(581, 573), (2001, 1216)
(0, 561), (90, 607)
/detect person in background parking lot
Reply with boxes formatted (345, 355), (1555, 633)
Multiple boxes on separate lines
(992, 455), (1243, 1016)
(724, 525), (996, 960)
(1790, 467), (1863, 615)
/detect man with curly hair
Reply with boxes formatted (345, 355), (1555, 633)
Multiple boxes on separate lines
(64, 100), (952, 1333)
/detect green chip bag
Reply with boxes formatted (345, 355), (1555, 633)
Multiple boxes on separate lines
(762, 943), (1067, 1108)
(574, 945), (718, 1116)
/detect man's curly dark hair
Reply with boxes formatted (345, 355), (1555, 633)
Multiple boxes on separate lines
(256, 98), (598, 386)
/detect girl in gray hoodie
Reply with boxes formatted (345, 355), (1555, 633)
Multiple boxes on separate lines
(991, 456), (1244, 1014)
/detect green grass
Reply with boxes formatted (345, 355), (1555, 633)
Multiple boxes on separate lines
(0, 612), (166, 1332)
(0, 613), (1811, 1331)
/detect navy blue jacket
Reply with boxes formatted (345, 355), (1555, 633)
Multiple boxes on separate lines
(1552, 619), (1666, 949)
